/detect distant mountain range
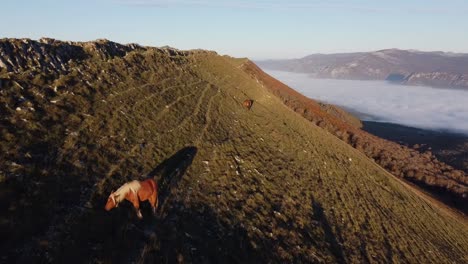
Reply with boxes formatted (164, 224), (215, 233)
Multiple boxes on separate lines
(257, 49), (468, 89)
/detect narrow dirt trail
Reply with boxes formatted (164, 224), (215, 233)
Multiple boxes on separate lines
(163, 83), (212, 133)
(194, 87), (221, 146)
(131, 80), (204, 111)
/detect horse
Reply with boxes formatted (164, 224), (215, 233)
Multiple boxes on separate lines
(243, 99), (254, 110)
(104, 178), (158, 219)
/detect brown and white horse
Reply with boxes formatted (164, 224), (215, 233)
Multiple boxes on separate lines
(243, 99), (254, 110)
(104, 178), (158, 219)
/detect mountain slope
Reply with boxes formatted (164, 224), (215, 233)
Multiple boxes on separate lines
(257, 49), (468, 89)
(242, 61), (467, 212)
(0, 39), (467, 263)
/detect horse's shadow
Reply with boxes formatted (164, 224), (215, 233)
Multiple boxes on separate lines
(121, 146), (198, 262)
(146, 146), (198, 217)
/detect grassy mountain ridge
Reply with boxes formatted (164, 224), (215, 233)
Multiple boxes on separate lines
(0, 38), (467, 263)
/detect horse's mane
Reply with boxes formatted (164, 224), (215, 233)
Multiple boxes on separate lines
(113, 180), (141, 202)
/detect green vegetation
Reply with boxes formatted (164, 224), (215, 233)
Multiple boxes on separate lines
(0, 39), (467, 263)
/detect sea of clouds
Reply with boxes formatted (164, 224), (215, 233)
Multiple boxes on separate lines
(264, 70), (468, 135)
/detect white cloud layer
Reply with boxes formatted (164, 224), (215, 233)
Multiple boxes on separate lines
(264, 70), (468, 135)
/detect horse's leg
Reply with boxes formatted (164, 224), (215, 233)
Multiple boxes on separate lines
(152, 192), (158, 215)
(155, 195), (159, 211)
(130, 193), (142, 219)
(135, 203), (142, 219)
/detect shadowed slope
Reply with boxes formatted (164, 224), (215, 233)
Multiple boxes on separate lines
(0, 39), (467, 263)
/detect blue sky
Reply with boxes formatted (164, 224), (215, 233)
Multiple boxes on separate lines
(2, 0), (468, 59)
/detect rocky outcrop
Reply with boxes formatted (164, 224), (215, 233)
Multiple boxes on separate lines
(0, 38), (144, 74)
(0, 38), (81, 72)
(0, 38), (219, 76)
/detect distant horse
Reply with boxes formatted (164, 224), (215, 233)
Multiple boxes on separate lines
(104, 178), (158, 219)
(243, 99), (254, 110)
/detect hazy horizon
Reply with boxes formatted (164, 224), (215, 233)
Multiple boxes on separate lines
(2, 0), (468, 59)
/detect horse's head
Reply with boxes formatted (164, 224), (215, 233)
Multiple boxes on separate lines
(104, 191), (118, 211)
